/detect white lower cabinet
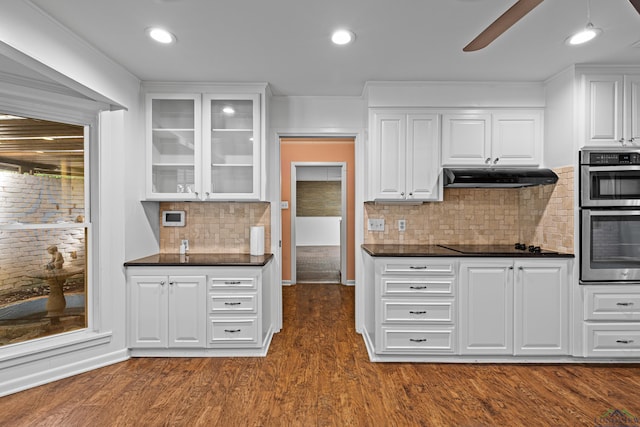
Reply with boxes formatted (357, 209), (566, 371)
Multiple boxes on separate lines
(127, 264), (272, 356)
(207, 269), (261, 348)
(583, 285), (640, 358)
(459, 260), (570, 356)
(459, 261), (513, 354)
(129, 274), (207, 348)
(373, 258), (457, 355)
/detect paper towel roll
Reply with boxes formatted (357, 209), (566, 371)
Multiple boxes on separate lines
(250, 226), (265, 256)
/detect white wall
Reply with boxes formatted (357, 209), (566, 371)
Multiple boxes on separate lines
(295, 217), (341, 246)
(270, 96), (365, 130)
(544, 67), (577, 168)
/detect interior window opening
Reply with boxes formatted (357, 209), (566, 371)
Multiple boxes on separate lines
(0, 113), (87, 346)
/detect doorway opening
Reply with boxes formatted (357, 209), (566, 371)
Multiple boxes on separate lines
(292, 163), (346, 284)
(279, 137), (355, 286)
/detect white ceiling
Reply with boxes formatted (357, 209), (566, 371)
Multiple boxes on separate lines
(23, 0), (640, 96)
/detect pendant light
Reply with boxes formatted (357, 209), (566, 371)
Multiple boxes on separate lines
(566, 0), (602, 45)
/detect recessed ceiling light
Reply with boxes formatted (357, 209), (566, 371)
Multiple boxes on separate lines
(147, 27), (176, 44)
(331, 29), (355, 45)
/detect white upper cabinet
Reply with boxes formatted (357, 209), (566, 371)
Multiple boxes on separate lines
(583, 74), (640, 147)
(442, 110), (541, 167)
(203, 94), (260, 200)
(369, 109), (441, 201)
(145, 91), (263, 201)
(147, 94), (202, 200)
(441, 113), (491, 166)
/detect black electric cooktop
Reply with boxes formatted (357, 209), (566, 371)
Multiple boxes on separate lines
(437, 243), (558, 256)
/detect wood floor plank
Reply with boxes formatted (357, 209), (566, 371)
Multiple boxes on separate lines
(1, 284), (640, 426)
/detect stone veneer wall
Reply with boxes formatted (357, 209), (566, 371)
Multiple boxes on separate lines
(0, 172), (86, 294)
(159, 202), (271, 254)
(364, 166), (574, 253)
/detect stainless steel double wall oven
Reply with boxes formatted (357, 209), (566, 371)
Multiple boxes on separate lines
(580, 149), (640, 282)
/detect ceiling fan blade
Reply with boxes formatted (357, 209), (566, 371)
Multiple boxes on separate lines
(463, 0), (544, 52)
(630, 0), (640, 14)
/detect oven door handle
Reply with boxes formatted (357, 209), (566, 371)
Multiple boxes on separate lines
(584, 209), (640, 217)
(586, 165), (640, 172)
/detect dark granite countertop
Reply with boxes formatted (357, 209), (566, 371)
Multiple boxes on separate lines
(124, 253), (274, 267)
(361, 244), (574, 258)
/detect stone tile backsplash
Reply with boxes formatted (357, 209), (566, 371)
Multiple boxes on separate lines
(159, 202), (271, 254)
(364, 166), (574, 253)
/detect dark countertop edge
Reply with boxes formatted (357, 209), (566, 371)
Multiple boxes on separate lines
(361, 245), (575, 258)
(124, 253), (274, 267)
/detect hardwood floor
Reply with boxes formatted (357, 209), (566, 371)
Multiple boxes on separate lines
(2, 284), (640, 426)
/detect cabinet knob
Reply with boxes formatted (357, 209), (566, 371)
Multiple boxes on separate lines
(401, 192), (405, 197)
(409, 338), (427, 343)
(409, 192), (413, 197)
(493, 158), (499, 164)
(619, 138), (627, 145)
(485, 158), (491, 164)
(160, 281), (165, 286)
(616, 302), (634, 306)
(616, 339), (634, 344)
(169, 281), (175, 286)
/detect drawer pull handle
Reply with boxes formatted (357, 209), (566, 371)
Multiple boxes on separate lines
(409, 311), (427, 315)
(409, 266), (428, 270)
(616, 302), (635, 306)
(224, 302), (242, 306)
(224, 329), (241, 333)
(616, 339), (634, 344)
(224, 281), (242, 285)
(409, 338), (427, 343)
(409, 286), (427, 290)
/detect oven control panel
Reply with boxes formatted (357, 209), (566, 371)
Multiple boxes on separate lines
(585, 151), (640, 165)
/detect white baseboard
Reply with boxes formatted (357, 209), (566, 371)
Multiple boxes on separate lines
(1, 348), (129, 397)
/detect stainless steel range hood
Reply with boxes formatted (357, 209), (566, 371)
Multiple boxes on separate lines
(443, 168), (558, 188)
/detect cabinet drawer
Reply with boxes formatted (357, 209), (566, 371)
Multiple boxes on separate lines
(209, 294), (257, 314)
(380, 327), (455, 353)
(210, 277), (257, 291)
(382, 277), (454, 296)
(585, 290), (640, 321)
(383, 261), (455, 275)
(382, 300), (454, 324)
(585, 324), (640, 357)
(209, 318), (258, 345)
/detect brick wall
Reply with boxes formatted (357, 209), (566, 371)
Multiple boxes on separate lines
(0, 172), (86, 294)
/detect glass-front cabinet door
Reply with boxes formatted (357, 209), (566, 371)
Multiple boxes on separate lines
(146, 94), (202, 200)
(203, 94), (260, 200)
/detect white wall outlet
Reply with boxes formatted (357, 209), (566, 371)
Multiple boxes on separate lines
(367, 218), (385, 232)
(398, 219), (406, 232)
(281, 201), (289, 209)
(181, 239), (189, 252)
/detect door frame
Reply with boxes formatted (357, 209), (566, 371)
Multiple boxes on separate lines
(290, 162), (347, 284)
(271, 128), (365, 333)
